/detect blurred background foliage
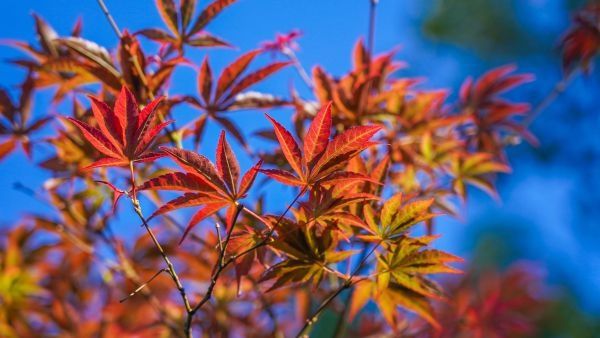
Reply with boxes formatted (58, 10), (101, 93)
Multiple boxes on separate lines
(418, 1), (600, 336)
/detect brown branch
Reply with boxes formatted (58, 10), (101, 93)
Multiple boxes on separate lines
(295, 241), (380, 338)
(367, 0), (378, 57)
(184, 187), (306, 333)
(215, 222), (224, 253)
(523, 69), (577, 127)
(95, 0), (181, 148)
(185, 203), (244, 332)
(129, 161), (193, 337)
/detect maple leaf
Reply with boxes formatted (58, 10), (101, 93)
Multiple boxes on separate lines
(294, 184), (379, 234)
(261, 102), (382, 189)
(449, 153), (511, 200)
(358, 193), (435, 242)
(349, 236), (461, 329)
(560, 4), (600, 73)
(260, 219), (353, 291)
(64, 86), (170, 170)
(303, 40), (404, 128)
(0, 74), (50, 161)
(260, 29), (302, 56)
(226, 223), (269, 289)
(184, 50), (291, 146)
(139, 130), (261, 243)
(4, 14), (100, 103)
(138, 0), (237, 51)
(426, 262), (546, 338)
(460, 65), (536, 158)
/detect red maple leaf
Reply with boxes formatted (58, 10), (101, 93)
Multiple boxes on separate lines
(65, 86), (171, 169)
(561, 4), (600, 73)
(260, 29), (302, 55)
(261, 102), (382, 188)
(139, 131), (261, 243)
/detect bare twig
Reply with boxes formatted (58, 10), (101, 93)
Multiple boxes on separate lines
(284, 49), (313, 90)
(95, 0), (122, 38)
(129, 161), (193, 337)
(367, 0), (378, 57)
(523, 69), (576, 127)
(295, 242), (380, 338)
(185, 203), (244, 332)
(120, 268), (168, 303)
(184, 187), (306, 333)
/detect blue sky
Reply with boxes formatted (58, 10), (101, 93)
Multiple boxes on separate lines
(1, 0), (599, 315)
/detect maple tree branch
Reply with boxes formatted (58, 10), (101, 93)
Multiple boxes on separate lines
(332, 241), (369, 338)
(523, 69), (576, 127)
(295, 241), (380, 338)
(17, 180), (183, 335)
(129, 162), (193, 337)
(186, 203), (244, 328)
(283, 48), (313, 90)
(95, 0), (122, 38)
(230, 186), (307, 261)
(120, 268), (168, 303)
(367, 0), (378, 57)
(185, 187), (306, 332)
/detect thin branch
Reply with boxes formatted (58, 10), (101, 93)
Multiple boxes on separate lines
(284, 48), (313, 90)
(95, 0), (122, 38)
(295, 242), (381, 338)
(332, 241), (370, 338)
(129, 161), (193, 337)
(185, 203), (245, 330)
(230, 187), (307, 261)
(523, 69), (576, 127)
(185, 187), (306, 332)
(367, 0), (378, 57)
(215, 222), (224, 253)
(120, 268), (168, 303)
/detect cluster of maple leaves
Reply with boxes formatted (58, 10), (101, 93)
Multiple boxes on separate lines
(0, 1), (597, 337)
